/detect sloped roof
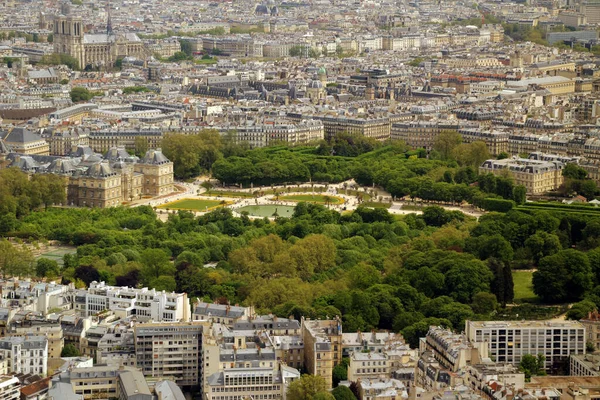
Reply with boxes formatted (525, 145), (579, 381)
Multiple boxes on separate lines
(141, 149), (170, 165)
(2, 127), (44, 144)
(84, 162), (117, 178)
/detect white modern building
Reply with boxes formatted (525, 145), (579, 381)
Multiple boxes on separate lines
(465, 320), (586, 370)
(0, 375), (20, 400)
(74, 281), (190, 322)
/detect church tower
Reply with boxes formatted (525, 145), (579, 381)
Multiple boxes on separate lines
(53, 15), (84, 70)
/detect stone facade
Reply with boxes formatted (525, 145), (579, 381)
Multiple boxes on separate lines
(53, 15), (147, 69)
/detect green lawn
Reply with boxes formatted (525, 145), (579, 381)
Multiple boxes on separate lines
(362, 201), (391, 209)
(204, 191), (255, 198)
(513, 270), (538, 303)
(277, 194), (344, 204)
(158, 198), (224, 211)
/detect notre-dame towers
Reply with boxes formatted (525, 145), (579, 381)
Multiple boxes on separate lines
(53, 15), (84, 70)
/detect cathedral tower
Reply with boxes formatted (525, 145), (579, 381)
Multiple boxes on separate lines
(53, 15), (84, 70)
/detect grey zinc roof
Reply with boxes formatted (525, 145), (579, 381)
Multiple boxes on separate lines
(0, 335), (47, 349)
(9, 156), (40, 171)
(2, 127), (43, 144)
(118, 369), (152, 397)
(0, 139), (10, 153)
(194, 302), (247, 319)
(84, 162), (117, 178)
(48, 382), (81, 400)
(45, 158), (79, 174)
(141, 149), (170, 165)
(155, 380), (186, 400)
(70, 146), (95, 158)
(104, 147), (133, 162)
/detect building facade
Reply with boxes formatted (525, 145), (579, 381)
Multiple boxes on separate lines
(53, 15), (147, 69)
(465, 320), (586, 370)
(134, 323), (205, 388)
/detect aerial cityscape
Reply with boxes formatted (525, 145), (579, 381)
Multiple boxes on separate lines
(4, 0), (600, 399)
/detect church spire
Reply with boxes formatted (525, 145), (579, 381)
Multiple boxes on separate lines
(106, 0), (112, 35)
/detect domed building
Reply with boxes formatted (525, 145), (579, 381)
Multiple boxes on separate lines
(255, 4), (270, 14)
(317, 66), (327, 83)
(306, 80), (326, 103)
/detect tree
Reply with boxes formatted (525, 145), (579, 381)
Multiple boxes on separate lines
(519, 354), (546, 381)
(36, 258), (60, 278)
(525, 231), (561, 265)
(179, 39), (193, 56)
(150, 275), (177, 291)
(563, 163), (588, 180)
(161, 131), (222, 179)
(487, 258), (514, 307)
(433, 130), (462, 160)
(332, 360), (349, 387)
(287, 375), (328, 400)
(0, 240), (34, 278)
(70, 87), (96, 102)
(134, 137), (149, 158)
(140, 248), (174, 284)
(289, 45), (303, 57)
(61, 343), (81, 357)
(74, 265), (100, 287)
(332, 385), (356, 400)
(452, 141), (491, 167)
(513, 185), (527, 205)
(471, 292), (498, 314)
(533, 249), (593, 303)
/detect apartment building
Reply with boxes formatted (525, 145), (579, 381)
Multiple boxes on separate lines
(358, 378), (407, 400)
(301, 318), (342, 389)
(87, 129), (163, 153)
(570, 354), (600, 376)
(202, 315), (304, 393)
(465, 320), (586, 370)
(425, 326), (487, 373)
(6, 320), (63, 359)
(479, 157), (564, 194)
(296, 115), (390, 141)
(348, 353), (389, 382)
(415, 350), (457, 391)
(134, 322), (205, 388)
(0, 376), (20, 400)
(341, 332), (406, 357)
(0, 336), (48, 376)
(391, 122), (461, 151)
(0, 127), (49, 155)
(192, 302), (254, 326)
(75, 281), (189, 322)
(215, 120), (324, 148)
(204, 363), (299, 400)
(46, 127), (90, 156)
(57, 365), (151, 400)
(464, 363), (525, 392)
(581, 311), (600, 351)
